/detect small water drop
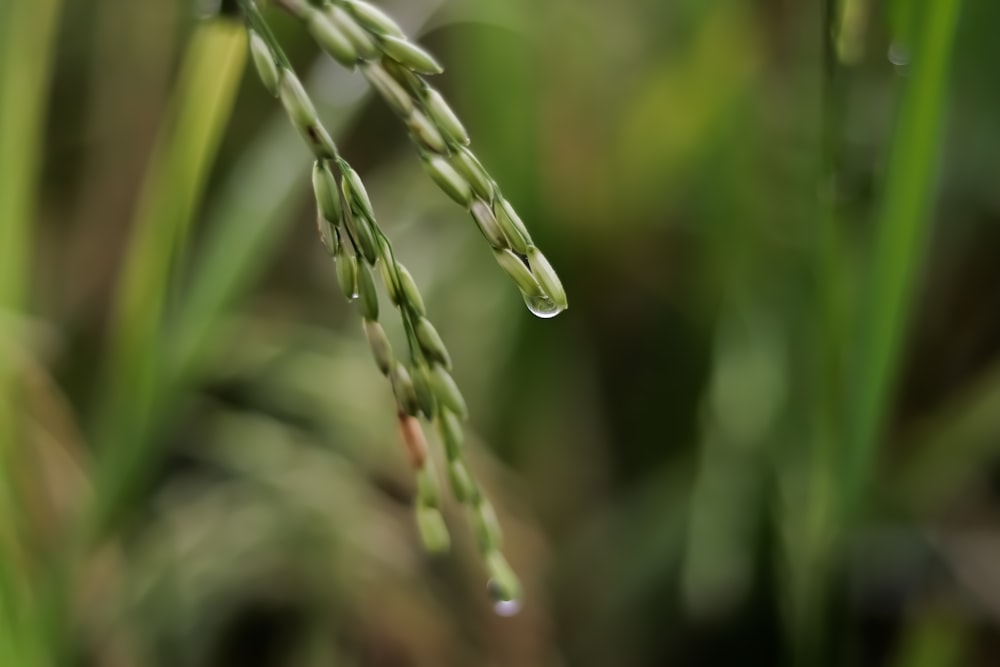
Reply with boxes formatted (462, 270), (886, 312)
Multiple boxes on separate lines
(487, 580), (522, 617)
(888, 42), (910, 67)
(493, 597), (522, 617)
(347, 290), (359, 302)
(521, 292), (564, 319)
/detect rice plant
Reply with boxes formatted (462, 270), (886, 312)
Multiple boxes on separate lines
(6, 0), (1000, 665)
(234, 0), (569, 606)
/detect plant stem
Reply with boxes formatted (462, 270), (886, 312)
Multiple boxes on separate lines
(88, 19), (247, 541)
(0, 0), (64, 663)
(843, 0), (962, 521)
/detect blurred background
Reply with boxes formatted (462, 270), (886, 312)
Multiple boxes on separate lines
(2, 0), (1000, 664)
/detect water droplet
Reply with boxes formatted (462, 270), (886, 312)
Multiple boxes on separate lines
(521, 292), (564, 319)
(888, 42), (910, 67)
(487, 580), (522, 617)
(493, 597), (522, 617)
(348, 290), (359, 302)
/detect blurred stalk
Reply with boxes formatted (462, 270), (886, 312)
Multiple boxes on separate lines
(166, 125), (312, 380)
(0, 0), (63, 664)
(785, 2), (848, 661)
(817, 0), (848, 404)
(834, 0), (870, 65)
(63, 0), (178, 315)
(842, 0), (962, 521)
(88, 20), (247, 540)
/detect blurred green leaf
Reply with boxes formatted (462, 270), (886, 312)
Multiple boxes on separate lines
(0, 0), (63, 663)
(843, 0), (963, 520)
(89, 20), (247, 538)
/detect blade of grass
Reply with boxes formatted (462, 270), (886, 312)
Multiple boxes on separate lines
(842, 0), (962, 520)
(0, 0), (62, 311)
(166, 107), (315, 380)
(0, 0), (63, 663)
(88, 20), (247, 539)
(785, 2), (850, 661)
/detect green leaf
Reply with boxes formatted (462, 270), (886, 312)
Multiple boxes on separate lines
(842, 0), (962, 520)
(89, 21), (247, 538)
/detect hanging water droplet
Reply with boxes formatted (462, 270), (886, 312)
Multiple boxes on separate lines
(888, 42), (910, 67)
(487, 580), (522, 617)
(347, 290), (359, 302)
(521, 292), (565, 319)
(493, 597), (522, 617)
